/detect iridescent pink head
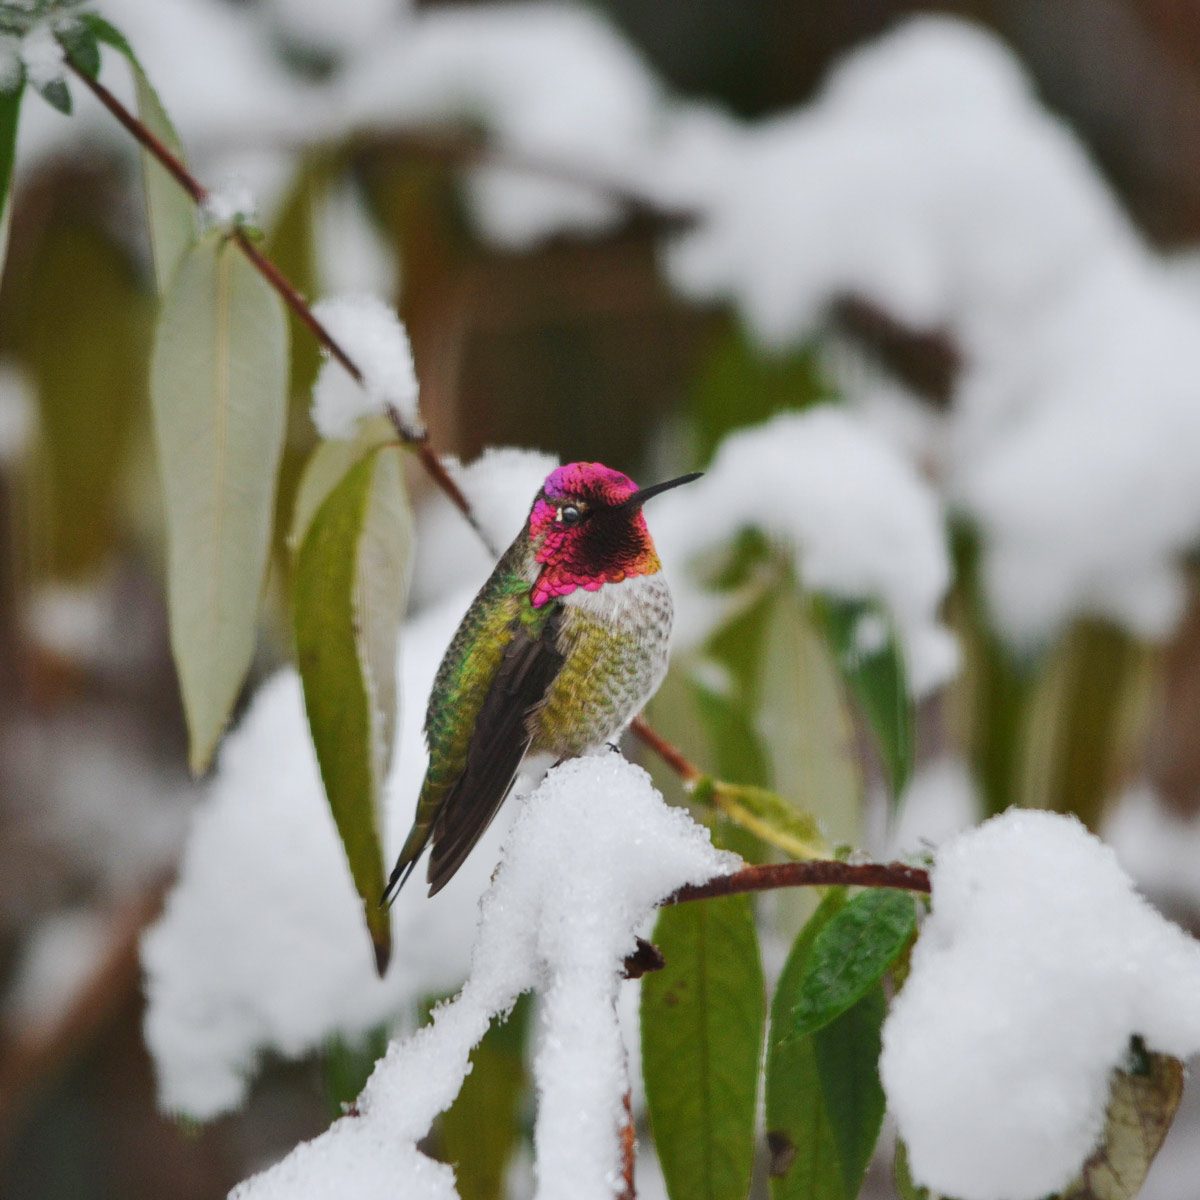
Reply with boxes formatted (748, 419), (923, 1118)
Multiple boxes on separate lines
(526, 462), (701, 607)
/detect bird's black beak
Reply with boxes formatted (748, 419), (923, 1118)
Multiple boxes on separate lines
(618, 471), (703, 510)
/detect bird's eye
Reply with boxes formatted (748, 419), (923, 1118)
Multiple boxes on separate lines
(559, 505), (583, 527)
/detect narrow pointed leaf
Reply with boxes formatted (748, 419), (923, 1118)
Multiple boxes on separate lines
(642, 895), (765, 1200)
(767, 890), (887, 1200)
(294, 445), (414, 972)
(82, 14), (198, 291)
(151, 232), (288, 773)
(34, 76), (70, 114)
(787, 888), (916, 1040)
(0, 80), (23, 298)
(816, 596), (914, 799)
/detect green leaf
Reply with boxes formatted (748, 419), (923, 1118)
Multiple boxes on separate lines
(34, 76), (70, 115)
(642, 896), (765, 1200)
(19, 223), (151, 578)
(1057, 1046), (1184, 1200)
(767, 890), (887, 1200)
(787, 889), (916, 1040)
(56, 19), (101, 79)
(440, 996), (532, 1200)
(294, 445), (414, 973)
(815, 596), (914, 800)
(323, 1027), (388, 1118)
(83, 13), (198, 292)
(0, 79), (23, 292)
(756, 583), (863, 847)
(151, 232), (289, 774)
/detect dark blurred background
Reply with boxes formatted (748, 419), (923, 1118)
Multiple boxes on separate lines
(4, 1), (1200, 1197)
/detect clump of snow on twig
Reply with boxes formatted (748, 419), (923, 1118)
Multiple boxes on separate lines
(653, 406), (956, 696)
(231, 755), (734, 1200)
(881, 808), (1200, 1200)
(310, 295), (421, 440)
(200, 178), (259, 230)
(19, 22), (64, 91)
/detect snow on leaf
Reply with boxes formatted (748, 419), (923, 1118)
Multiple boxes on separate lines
(882, 809), (1200, 1200)
(151, 231), (288, 775)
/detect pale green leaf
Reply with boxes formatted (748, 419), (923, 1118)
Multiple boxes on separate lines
(767, 891), (887, 1200)
(294, 445), (414, 972)
(756, 584), (862, 847)
(642, 896), (765, 1200)
(83, 14), (198, 292)
(151, 232), (288, 773)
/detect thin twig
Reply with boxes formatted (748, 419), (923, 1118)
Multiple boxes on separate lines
(665, 859), (931, 905)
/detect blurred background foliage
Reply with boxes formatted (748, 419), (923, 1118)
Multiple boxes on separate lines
(3, 1), (1200, 1198)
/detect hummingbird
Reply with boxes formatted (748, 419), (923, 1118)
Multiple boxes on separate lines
(382, 461), (700, 902)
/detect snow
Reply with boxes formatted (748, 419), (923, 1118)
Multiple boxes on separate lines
(652, 406), (957, 696)
(313, 179), (397, 299)
(883, 756), (980, 859)
(410, 446), (558, 606)
(881, 809), (1200, 1200)
(200, 178), (258, 230)
(338, 3), (665, 249)
(1105, 783), (1200, 914)
(310, 295), (421, 439)
(25, 581), (113, 663)
(19, 22), (63, 91)
(264, 0), (406, 60)
(231, 754), (734, 1200)
(142, 589), (503, 1119)
(4, 908), (110, 1034)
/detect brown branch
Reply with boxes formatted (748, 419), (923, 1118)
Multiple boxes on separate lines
(665, 859), (930, 905)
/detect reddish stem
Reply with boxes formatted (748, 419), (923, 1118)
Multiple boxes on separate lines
(665, 859), (931, 905)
